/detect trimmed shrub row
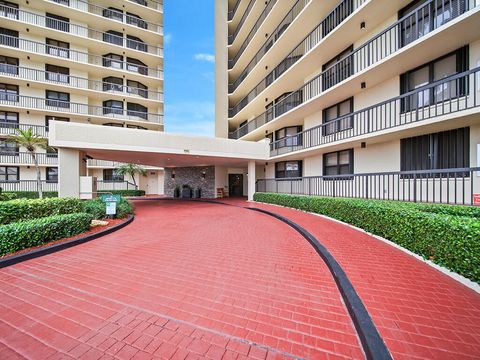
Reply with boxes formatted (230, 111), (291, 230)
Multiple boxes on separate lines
(0, 213), (93, 256)
(106, 190), (145, 197)
(254, 193), (480, 282)
(0, 192), (58, 200)
(0, 198), (83, 225)
(83, 197), (134, 220)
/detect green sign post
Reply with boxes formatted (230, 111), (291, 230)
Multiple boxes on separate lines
(101, 195), (121, 217)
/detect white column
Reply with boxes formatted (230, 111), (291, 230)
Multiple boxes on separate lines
(248, 160), (256, 201)
(58, 148), (86, 198)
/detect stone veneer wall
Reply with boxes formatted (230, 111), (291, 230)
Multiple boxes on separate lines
(164, 166), (215, 198)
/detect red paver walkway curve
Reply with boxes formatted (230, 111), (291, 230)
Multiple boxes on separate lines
(240, 199), (480, 360)
(0, 200), (366, 360)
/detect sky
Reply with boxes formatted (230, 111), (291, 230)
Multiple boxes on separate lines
(163, 0), (215, 137)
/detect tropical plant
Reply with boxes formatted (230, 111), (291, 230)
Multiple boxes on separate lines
(6, 128), (50, 198)
(114, 163), (147, 187)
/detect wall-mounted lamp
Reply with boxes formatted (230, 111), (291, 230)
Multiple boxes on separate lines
(361, 82), (366, 89)
(171, 171), (175, 179)
(360, 21), (366, 30)
(361, 142), (367, 148)
(201, 171), (206, 179)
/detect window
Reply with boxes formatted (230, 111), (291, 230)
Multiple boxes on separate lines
(131, 0), (147, 7)
(0, 55), (18, 75)
(126, 12), (147, 29)
(400, 47), (468, 111)
(103, 76), (123, 92)
(103, 169), (124, 181)
(46, 38), (70, 58)
(45, 64), (69, 83)
(104, 30), (123, 46)
(126, 57), (147, 75)
(0, 83), (18, 101)
(103, 7), (123, 21)
(46, 13), (70, 32)
(46, 90), (70, 108)
(323, 149), (354, 176)
(0, 1), (18, 19)
(0, 166), (18, 181)
(103, 53), (123, 69)
(46, 147), (58, 158)
(127, 35), (147, 52)
(399, 0), (466, 47)
(0, 111), (18, 127)
(45, 115), (69, 131)
(127, 102), (147, 119)
(126, 124), (147, 130)
(274, 91), (303, 118)
(103, 122), (124, 127)
(274, 126), (302, 148)
(0, 139), (17, 155)
(46, 167), (58, 182)
(323, 98), (353, 135)
(103, 100), (123, 115)
(322, 0), (354, 37)
(322, 46), (353, 91)
(127, 80), (148, 98)
(0, 27), (19, 47)
(401, 127), (469, 176)
(275, 161), (302, 179)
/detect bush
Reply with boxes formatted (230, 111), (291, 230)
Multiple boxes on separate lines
(0, 198), (83, 225)
(0, 193), (17, 201)
(82, 197), (134, 220)
(254, 193), (480, 282)
(105, 190), (145, 197)
(0, 213), (93, 256)
(1, 191), (58, 199)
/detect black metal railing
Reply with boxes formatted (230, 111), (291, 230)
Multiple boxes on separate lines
(256, 167), (480, 205)
(0, 122), (48, 137)
(269, 67), (480, 156)
(229, 0), (363, 95)
(0, 152), (58, 165)
(228, 0), (241, 21)
(0, 94), (163, 123)
(229, 0), (474, 138)
(228, 0), (256, 45)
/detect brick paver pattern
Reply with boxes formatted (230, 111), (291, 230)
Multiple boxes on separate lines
(0, 200), (365, 360)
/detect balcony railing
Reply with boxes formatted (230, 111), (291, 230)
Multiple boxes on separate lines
(269, 68), (480, 156)
(256, 167), (480, 205)
(229, 0), (363, 109)
(0, 179), (139, 192)
(0, 34), (163, 79)
(46, 0), (163, 33)
(97, 180), (138, 191)
(127, 0), (163, 12)
(229, 0), (474, 138)
(228, 0), (241, 21)
(0, 65), (164, 102)
(0, 4), (163, 57)
(229, 0), (278, 55)
(0, 94), (164, 124)
(87, 159), (124, 167)
(0, 151), (58, 165)
(228, 0), (256, 45)
(0, 122), (48, 137)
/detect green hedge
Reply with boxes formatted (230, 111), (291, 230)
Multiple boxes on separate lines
(0, 198), (83, 225)
(104, 190), (145, 197)
(0, 191), (58, 199)
(82, 197), (134, 220)
(0, 213), (93, 256)
(254, 193), (480, 282)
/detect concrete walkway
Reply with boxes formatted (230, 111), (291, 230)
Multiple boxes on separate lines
(0, 199), (479, 359)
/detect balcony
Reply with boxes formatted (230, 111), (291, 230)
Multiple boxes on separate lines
(46, 0), (163, 33)
(0, 179), (139, 192)
(268, 68), (480, 157)
(87, 159), (124, 167)
(0, 4), (164, 57)
(229, 0), (477, 138)
(228, 0), (256, 45)
(0, 94), (164, 124)
(0, 151), (58, 166)
(229, 0), (364, 111)
(0, 122), (48, 138)
(0, 65), (164, 102)
(228, 0), (241, 21)
(0, 34), (163, 79)
(256, 167), (480, 205)
(229, 0), (308, 76)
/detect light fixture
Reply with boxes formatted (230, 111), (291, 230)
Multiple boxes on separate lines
(201, 171), (206, 179)
(361, 142), (367, 148)
(360, 21), (366, 30)
(361, 82), (366, 89)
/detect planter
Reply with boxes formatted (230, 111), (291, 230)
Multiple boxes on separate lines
(193, 189), (202, 198)
(181, 189), (192, 198)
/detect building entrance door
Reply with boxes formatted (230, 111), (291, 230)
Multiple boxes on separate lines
(229, 174), (243, 197)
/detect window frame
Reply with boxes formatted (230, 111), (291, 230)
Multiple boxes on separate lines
(275, 160), (303, 179)
(0, 111), (18, 127)
(45, 90), (70, 108)
(0, 82), (18, 101)
(103, 100), (124, 115)
(45, 13), (70, 32)
(46, 167), (58, 183)
(46, 38), (70, 58)
(126, 102), (148, 119)
(45, 64), (70, 83)
(274, 126), (303, 149)
(322, 45), (354, 91)
(126, 80), (148, 98)
(323, 149), (354, 178)
(103, 168), (124, 182)
(45, 115), (69, 131)
(103, 76), (124, 92)
(0, 165), (19, 181)
(0, 138), (18, 155)
(0, 1), (19, 20)
(322, 97), (354, 136)
(126, 57), (147, 75)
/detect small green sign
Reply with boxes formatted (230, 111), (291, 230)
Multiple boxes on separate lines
(101, 194), (121, 203)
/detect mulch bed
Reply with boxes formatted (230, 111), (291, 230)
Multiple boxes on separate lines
(0, 218), (126, 259)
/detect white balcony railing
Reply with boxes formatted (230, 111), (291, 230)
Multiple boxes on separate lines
(0, 151), (58, 165)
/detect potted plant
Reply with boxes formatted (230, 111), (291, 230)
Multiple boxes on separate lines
(174, 185), (181, 198)
(181, 184), (192, 198)
(194, 187), (202, 198)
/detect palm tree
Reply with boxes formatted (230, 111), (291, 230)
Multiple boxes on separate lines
(115, 163), (147, 188)
(6, 128), (49, 199)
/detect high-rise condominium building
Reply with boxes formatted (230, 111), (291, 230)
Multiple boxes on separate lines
(0, 0), (164, 195)
(216, 0), (480, 203)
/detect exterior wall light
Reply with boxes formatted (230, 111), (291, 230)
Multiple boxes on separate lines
(360, 21), (366, 30)
(201, 171), (206, 179)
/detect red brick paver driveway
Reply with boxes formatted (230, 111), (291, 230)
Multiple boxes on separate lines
(0, 199), (479, 359)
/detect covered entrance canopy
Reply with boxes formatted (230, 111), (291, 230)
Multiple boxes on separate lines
(49, 121), (269, 200)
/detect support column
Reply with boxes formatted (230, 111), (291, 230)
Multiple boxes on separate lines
(248, 160), (256, 201)
(58, 148), (86, 198)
